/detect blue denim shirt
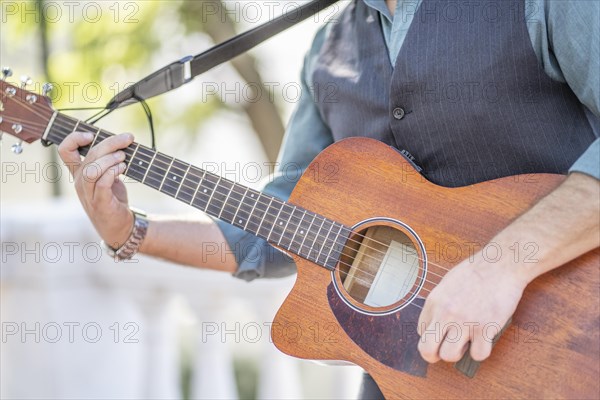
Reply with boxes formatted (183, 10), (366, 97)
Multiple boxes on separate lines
(218, 0), (600, 281)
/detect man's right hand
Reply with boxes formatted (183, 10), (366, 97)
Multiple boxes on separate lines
(58, 131), (136, 248)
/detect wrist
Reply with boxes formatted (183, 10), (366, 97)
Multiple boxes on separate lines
(102, 208), (148, 261)
(111, 209), (135, 249)
(469, 248), (531, 290)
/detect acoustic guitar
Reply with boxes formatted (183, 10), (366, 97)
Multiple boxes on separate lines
(2, 78), (599, 399)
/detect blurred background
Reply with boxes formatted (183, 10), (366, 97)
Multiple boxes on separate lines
(0, 1), (363, 399)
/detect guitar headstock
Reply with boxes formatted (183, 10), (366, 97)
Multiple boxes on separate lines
(0, 67), (55, 153)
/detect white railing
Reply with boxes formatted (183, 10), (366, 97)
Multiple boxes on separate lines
(0, 200), (362, 400)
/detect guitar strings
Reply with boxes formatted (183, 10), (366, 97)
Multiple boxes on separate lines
(0, 97), (447, 297)
(1, 95), (451, 277)
(4, 96), (469, 293)
(3, 96), (460, 307)
(4, 102), (461, 287)
(4, 96), (463, 278)
(45, 122), (465, 300)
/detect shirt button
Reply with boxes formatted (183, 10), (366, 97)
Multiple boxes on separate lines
(393, 107), (405, 120)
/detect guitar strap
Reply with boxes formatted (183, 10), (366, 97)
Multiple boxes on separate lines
(106, 0), (340, 110)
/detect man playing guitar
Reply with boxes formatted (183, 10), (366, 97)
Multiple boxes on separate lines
(57, 0), (599, 398)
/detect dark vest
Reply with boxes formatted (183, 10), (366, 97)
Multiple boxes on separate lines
(312, 0), (596, 187)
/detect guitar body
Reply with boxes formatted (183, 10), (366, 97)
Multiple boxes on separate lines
(271, 137), (600, 399)
(2, 79), (598, 399)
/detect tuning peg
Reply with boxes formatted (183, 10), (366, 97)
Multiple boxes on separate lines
(42, 83), (53, 96)
(1, 67), (12, 81)
(11, 140), (23, 154)
(20, 75), (33, 89)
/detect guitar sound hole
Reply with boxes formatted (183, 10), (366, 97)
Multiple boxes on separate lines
(336, 222), (426, 313)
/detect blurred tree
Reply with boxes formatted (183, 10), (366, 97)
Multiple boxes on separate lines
(178, 0), (285, 162)
(2, 0), (286, 187)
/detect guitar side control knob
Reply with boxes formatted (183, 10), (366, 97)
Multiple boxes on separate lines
(1, 67), (12, 80)
(11, 141), (23, 154)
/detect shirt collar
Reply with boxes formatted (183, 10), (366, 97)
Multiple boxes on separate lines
(363, 0), (393, 23)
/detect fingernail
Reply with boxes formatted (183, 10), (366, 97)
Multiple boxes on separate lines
(83, 132), (94, 140)
(116, 151), (125, 160)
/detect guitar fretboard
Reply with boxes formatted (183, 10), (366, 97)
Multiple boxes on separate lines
(44, 112), (347, 270)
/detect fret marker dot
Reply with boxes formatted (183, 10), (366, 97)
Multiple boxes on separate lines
(203, 189), (207, 193)
(300, 230), (304, 234)
(138, 161), (143, 165)
(279, 221), (283, 226)
(251, 194), (254, 198)
(238, 219), (243, 224)
(173, 176), (177, 181)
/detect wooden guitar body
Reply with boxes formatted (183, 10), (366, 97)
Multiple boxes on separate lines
(2, 79), (598, 399)
(272, 137), (600, 399)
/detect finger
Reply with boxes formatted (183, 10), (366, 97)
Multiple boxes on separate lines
(80, 152), (126, 199)
(86, 133), (134, 163)
(438, 324), (471, 362)
(469, 326), (493, 361)
(94, 162), (127, 206)
(418, 321), (442, 363)
(58, 131), (94, 175)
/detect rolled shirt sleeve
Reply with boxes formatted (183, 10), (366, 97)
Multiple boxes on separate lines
(569, 138), (600, 180)
(540, 0), (600, 179)
(215, 27), (334, 281)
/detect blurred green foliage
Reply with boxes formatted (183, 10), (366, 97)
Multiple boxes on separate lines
(1, 0), (222, 137)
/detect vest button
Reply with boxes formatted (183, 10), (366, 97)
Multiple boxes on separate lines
(393, 107), (405, 120)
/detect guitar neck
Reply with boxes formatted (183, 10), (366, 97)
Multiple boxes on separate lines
(43, 112), (346, 270)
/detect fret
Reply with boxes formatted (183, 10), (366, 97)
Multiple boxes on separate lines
(316, 222), (340, 266)
(141, 151), (158, 186)
(176, 163), (192, 199)
(42, 111), (58, 141)
(218, 180), (236, 219)
(244, 193), (260, 230)
(324, 225), (346, 269)
(90, 127), (102, 148)
(231, 186), (249, 228)
(298, 213), (317, 259)
(46, 114), (69, 145)
(238, 189), (260, 232)
(129, 146), (152, 174)
(204, 176), (223, 214)
(193, 172), (217, 211)
(76, 122), (99, 156)
(211, 179), (234, 223)
(124, 143), (140, 176)
(189, 168), (207, 207)
(176, 166), (200, 203)
(266, 202), (286, 244)
(255, 197), (274, 239)
(159, 157), (175, 191)
(159, 157), (182, 198)
(277, 205), (297, 247)
(307, 218), (327, 262)
(145, 152), (170, 190)
(125, 144), (152, 183)
(71, 121), (81, 135)
(288, 208), (307, 253)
